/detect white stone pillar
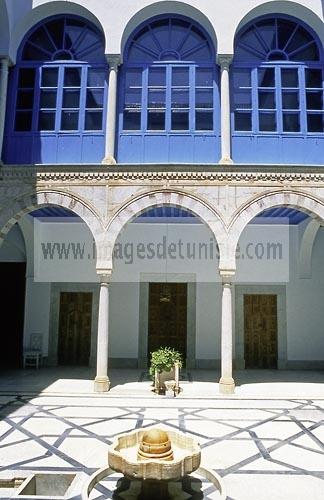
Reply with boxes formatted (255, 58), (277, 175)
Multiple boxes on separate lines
(94, 273), (112, 392)
(219, 273), (235, 394)
(102, 54), (121, 165)
(0, 58), (9, 163)
(218, 54), (233, 165)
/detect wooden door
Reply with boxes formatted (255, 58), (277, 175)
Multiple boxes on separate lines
(58, 292), (92, 365)
(148, 283), (187, 360)
(244, 294), (278, 369)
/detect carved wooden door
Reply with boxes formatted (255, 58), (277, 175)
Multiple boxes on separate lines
(58, 292), (92, 365)
(148, 283), (187, 360)
(244, 294), (278, 369)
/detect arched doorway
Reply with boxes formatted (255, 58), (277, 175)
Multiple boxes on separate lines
(230, 193), (324, 371)
(0, 194), (103, 371)
(110, 202), (222, 369)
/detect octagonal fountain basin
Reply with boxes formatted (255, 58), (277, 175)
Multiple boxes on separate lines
(82, 427), (226, 499)
(108, 427), (201, 481)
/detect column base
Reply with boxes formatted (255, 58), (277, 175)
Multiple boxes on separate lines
(219, 157), (234, 165)
(94, 376), (110, 393)
(219, 376), (235, 394)
(102, 155), (116, 165)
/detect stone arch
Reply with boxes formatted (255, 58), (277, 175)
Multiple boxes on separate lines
(299, 219), (321, 279)
(8, 1), (106, 63)
(120, 1), (217, 62)
(233, 1), (324, 52)
(0, 189), (104, 253)
(227, 190), (324, 270)
(99, 190), (227, 270)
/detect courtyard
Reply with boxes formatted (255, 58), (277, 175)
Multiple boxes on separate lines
(0, 369), (323, 499)
(1, 1), (324, 498)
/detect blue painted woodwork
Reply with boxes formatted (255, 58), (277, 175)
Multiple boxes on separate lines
(30, 205), (308, 225)
(135, 206), (308, 224)
(30, 207), (79, 218)
(4, 15), (107, 164)
(232, 16), (324, 164)
(118, 16), (220, 163)
(252, 207), (309, 224)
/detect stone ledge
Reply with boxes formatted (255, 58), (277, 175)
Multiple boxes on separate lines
(1, 164), (324, 183)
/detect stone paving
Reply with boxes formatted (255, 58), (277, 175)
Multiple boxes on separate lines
(1, 367), (324, 398)
(0, 370), (324, 499)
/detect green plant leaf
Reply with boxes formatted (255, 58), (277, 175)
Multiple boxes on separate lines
(149, 346), (183, 378)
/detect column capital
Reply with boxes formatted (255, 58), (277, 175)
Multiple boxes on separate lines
(0, 57), (9, 70)
(97, 271), (113, 284)
(217, 54), (233, 69)
(219, 269), (235, 284)
(106, 53), (121, 70)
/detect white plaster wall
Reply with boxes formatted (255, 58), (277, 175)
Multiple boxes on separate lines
(23, 278), (51, 355)
(34, 220), (98, 283)
(0, 0), (9, 55)
(235, 223), (324, 363)
(0, 223), (26, 261)
(195, 283), (221, 360)
(286, 226), (324, 361)
(109, 282), (140, 358)
(112, 222), (219, 283)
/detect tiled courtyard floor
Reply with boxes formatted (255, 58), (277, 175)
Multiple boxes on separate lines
(0, 369), (324, 499)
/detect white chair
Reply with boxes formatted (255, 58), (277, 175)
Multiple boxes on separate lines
(23, 333), (43, 369)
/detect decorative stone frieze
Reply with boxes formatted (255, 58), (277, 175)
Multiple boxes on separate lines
(2, 166), (324, 183)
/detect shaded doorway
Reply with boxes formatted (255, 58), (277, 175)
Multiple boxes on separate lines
(58, 292), (92, 365)
(244, 294), (278, 368)
(0, 263), (26, 368)
(148, 283), (187, 360)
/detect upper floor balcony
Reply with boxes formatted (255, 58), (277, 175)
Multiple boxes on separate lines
(1, 6), (324, 167)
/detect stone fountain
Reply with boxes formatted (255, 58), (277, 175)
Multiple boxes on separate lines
(82, 426), (226, 499)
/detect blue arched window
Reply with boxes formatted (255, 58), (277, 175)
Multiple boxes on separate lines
(4, 15), (107, 164)
(118, 16), (220, 163)
(232, 16), (324, 164)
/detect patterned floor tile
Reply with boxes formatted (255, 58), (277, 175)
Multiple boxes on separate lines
(0, 394), (323, 499)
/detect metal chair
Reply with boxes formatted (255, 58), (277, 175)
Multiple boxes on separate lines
(23, 333), (43, 369)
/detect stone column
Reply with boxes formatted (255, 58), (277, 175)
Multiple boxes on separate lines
(219, 273), (235, 394)
(102, 54), (121, 165)
(218, 55), (233, 165)
(94, 273), (112, 392)
(0, 58), (9, 163)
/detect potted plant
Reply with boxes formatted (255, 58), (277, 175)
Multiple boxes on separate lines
(149, 347), (183, 395)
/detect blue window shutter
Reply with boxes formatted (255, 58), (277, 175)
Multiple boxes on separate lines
(232, 15), (324, 164)
(118, 15), (220, 163)
(4, 14), (107, 164)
